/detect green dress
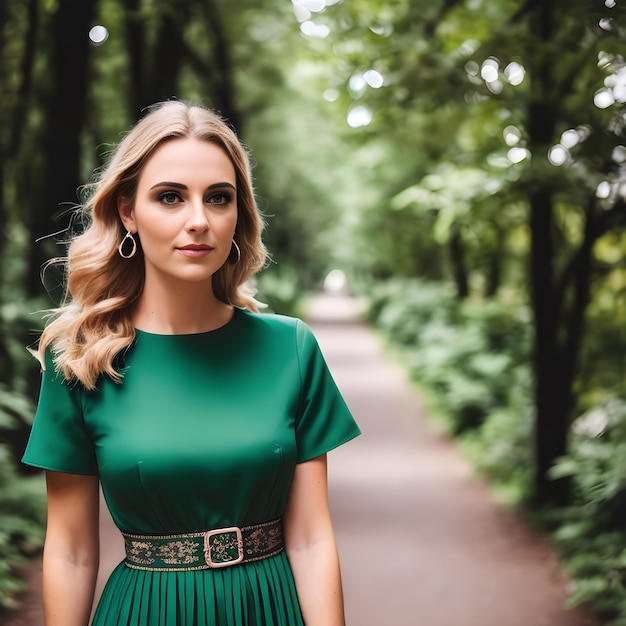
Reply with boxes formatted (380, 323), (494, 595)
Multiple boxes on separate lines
(22, 309), (360, 625)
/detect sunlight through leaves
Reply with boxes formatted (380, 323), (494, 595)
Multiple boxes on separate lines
(88, 25), (108, 45)
(346, 105), (372, 128)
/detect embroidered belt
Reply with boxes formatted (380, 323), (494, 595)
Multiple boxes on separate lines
(122, 518), (284, 572)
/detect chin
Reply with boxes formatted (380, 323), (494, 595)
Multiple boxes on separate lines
(180, 273), (217, 284)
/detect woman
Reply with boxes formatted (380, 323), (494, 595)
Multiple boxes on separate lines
(22, 101), (360, 625)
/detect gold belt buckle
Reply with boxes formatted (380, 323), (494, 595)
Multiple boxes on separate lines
(204, 526), (244, 568)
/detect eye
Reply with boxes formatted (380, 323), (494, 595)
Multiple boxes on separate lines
(158, 191), (182, 205)
(207, 192), (233, 206)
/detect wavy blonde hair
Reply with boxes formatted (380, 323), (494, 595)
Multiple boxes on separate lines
(39, 101), (267, 390)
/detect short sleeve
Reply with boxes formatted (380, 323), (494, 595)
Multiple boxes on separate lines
(21, 350), (98, 475)
(295, 321), (360, 463)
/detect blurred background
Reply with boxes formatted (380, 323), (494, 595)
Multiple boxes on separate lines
(1, 0), (626, 622)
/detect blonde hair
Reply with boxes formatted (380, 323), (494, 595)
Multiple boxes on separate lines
(39, 101), (267, 390)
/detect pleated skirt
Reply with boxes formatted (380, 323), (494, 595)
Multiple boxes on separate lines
(91, 552), (304, 626)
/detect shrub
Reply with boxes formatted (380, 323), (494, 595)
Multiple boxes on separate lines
(548, 399), (626, 622)
(0, 443), (45, 609)
(367, 278), (531, 435)
(256, 266), (303, 318)
(0, 383), (46, 609)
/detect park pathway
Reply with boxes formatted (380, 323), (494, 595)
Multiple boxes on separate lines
(309, 293), (596, 626)
(6, 294), (597, 626)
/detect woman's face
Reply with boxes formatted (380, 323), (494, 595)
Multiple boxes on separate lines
(118, 138), (238, 290)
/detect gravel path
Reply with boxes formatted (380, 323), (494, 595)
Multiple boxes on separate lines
(5, 294), (598, 625)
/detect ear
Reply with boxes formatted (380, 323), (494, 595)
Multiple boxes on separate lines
(117, 197), (136, 232)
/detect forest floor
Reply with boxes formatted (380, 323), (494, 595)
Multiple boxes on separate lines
(5, 293), (599, 626)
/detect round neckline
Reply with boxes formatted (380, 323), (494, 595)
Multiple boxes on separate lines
(134, 307), (242, 338)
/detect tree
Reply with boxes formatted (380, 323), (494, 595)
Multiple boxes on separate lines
(24, 0), (99, 298)
(520, 0), (626, 503)
(310, 0), (626, 504)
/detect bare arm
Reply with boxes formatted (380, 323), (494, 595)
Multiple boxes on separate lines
(43, 471), (100, 626)
(283, 454), (345, 626)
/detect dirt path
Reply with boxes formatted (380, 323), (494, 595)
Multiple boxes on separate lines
(5, 294), (598, 625)
(309, 294), (597, 626)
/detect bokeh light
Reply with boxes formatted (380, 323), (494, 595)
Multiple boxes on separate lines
(465, 61), (479, 77)
(606, 67), (626, 103)
(560, 129), (580, 149)
(89, 25), (109, 45)
(292, 0), (324, 11)
(368, 23), (393, 36)
(599, 18), (614, 31)
(612, 146), (626, 163)
(364, 69), (384, 88)
(481, 58), (499, 83)
(503, 125), (521, 146)
(548, 144), (570, 166)
(594, 89), (615, 109)
(486, 80), (503, 95)
(596, 181), (611, 198)
(292, 0), (342, 20)
(347, 105), (372, 128)
(507, 147), (529, 164)
(300, 21), (330, 38)
(293, 5), (311, 21)
(349, 74), (367, 94)
(504, 62), (525, 86)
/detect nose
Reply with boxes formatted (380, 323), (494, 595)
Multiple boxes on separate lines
(185, 197), (209, 233)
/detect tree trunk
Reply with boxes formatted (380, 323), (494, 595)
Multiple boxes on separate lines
(21, 0), (98, 420)
(529, 186), (570, 505)
(202, 0), (242, 131)
(485, 226), (503, 297)
(524, 0), (576, 506)
(122, 0), (146, 117)
(8, 0), (38, 157)
(560, 200), (597, 420)
(0, 0), (9, 265)
(24, 0), (98, 297)
(124, 0), (189, 116)
(449, 225), (469, 298)
(0, 0), (39, 378)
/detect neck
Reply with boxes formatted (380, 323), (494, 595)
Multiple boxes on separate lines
(132, 277), (233, 335)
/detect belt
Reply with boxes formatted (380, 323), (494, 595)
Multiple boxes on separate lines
(122, 518), (284, 572)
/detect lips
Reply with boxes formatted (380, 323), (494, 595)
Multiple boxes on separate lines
(178, 244), (213, 251)
(177, 244), (214, 258)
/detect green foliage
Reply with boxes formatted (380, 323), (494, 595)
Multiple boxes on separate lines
(365, 279), (458, 341)
(245, 85), (365, 286)
(0, 445), (46, 609)
(367, 278), (532, 438)
(255, 266), (304, 318)
(552, 400), (626, 527)
(461, 377), (535, 504)
(0, 384), (34, 430)
(0, 379), (45, 610)
(365, 277), (535, 504)
(547, 400), (626, 622)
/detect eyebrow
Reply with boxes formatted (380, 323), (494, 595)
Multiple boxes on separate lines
(149, 181), (236, 191)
